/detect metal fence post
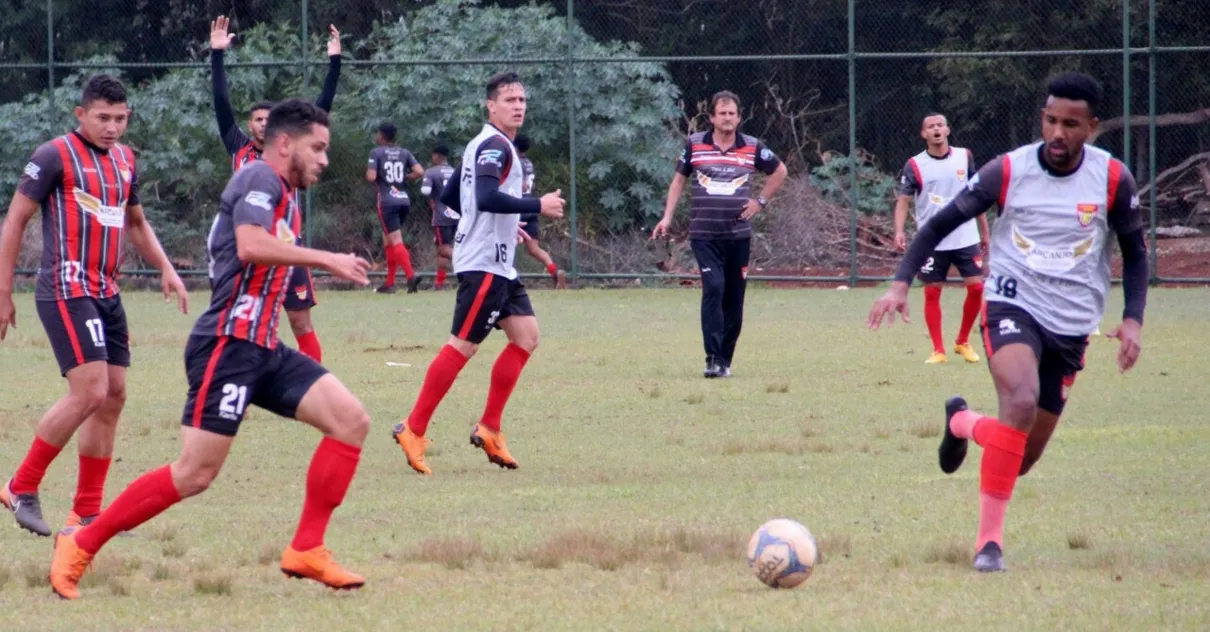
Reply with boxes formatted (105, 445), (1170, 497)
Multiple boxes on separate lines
(47, 0), (54, 135)
(1147, 0), (1157, 284)
(566, 0), (579, 280)
(847, 0), (858, 287)
(302, 0), (315, 248)
(1121, 0), (1131, 171)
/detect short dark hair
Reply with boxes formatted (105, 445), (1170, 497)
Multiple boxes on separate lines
(377, 123), (397, 142)
(921, 112), (947, 125)
(81, 74), (127, 107)
(1047, 71), (1103, 116)
(433, 143), (449, 157)
(513, 134), (530, 153)
(486, 71), (523, 100)
(709, 90), (740, 115)
(265, 99), (330, 143)
(249, 101), (274, 117)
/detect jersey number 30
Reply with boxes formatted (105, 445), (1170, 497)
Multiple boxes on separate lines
(384, 161), (407, 184)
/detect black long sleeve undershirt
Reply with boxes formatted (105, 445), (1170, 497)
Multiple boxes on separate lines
(438, 171), (541, 215)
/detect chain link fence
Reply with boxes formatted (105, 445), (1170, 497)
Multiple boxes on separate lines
(1, 0), (1206, 286)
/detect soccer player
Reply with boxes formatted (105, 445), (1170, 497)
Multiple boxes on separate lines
(422, 144), (458, 291)
(392, 71), (564, 475)
(366, 122), (424, 294)
(50, 100), (373, 600)
(0, 75), (188, 537)
(514, 135), (567, 288)
(652, 90), (788, 378)
(867, 72), (1147, 572)
(893, 113), (990, 364)
(210, 14), (341, 363)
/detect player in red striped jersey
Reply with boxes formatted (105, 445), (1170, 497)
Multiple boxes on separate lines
(209, 14), (342, 364)
(50, 100), (374, 600)
(0, 75), (188, 537)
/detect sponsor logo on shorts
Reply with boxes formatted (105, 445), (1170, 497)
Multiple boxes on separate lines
(998, 318), (1021, 336)
(294, 285), (308, 300)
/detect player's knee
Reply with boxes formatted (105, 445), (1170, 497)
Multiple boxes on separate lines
(106, 380), (127, 410)
(173, 462), (222, 498)
(70, 374), (110, 417)
(1001, 385), (1039, 424)
(701, 274), (725, 296)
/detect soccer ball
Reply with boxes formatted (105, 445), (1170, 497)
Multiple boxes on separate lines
(746, 518), (819, 589)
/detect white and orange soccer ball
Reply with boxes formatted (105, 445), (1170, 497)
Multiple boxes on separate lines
(746, 518), (819, 589)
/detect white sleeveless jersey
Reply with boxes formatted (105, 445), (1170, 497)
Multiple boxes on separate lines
(986, 142), (1122, 336)
(452, 124), (524, 279)
(907, 147), (980, 251)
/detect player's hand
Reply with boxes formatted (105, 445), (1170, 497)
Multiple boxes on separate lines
(1106, 318), (1142, 373)
(324, 253), (371, 286)
(867, 281), (911, 330)
(326, 25), (341, 56)
(650, 218), (672, 240)
(210, 15), (235, 50)
(893, 231), (907, 252)
(0, 291), (16, 341)
(739, 199), (762, 221)
(539, 189), (564, 219)
(161, 270), (189, 315)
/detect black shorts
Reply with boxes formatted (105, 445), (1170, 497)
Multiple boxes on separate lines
(917, 244), (983, 283)
(451, 271), (535, 344)
(980, 301), (1089, 416)
(180, 335), (329, 437)
(378, 204), (409, 234)
(433, 225), (456, 248)
(36, 296), (130, 376)
(283, 267), (316, 312)
(520, 214), (540, 240)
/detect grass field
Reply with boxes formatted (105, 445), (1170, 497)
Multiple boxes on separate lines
(1, 285), (1208, 631)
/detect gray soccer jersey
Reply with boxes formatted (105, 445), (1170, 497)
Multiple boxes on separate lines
(948, 142), (1140, 336)
(898, 147), (980, 251)
(452, 124), (525, 279)
(367, 146), (419, 207)
(423, 164), (459, 227)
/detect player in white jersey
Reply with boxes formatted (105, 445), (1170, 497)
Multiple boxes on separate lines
(392, 71), (564, 475)
(868, 72), (1148, 572)
(894, 113), (989, 364)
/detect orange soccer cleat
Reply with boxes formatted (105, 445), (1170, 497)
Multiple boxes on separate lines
(470, 425), (518, 470)
(392, 423), (433, 475)
(50, 527), (94, 600)
(280, 545), (365, 590)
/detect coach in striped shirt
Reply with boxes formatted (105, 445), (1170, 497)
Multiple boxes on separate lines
(653, 91), (787, 378)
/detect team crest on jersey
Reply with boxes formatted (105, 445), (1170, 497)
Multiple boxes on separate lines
(118, 167), (131, 182)
(956, 169), (967, 182)
(1075, 203), (1098, 228)
(275, 218), (297, 243)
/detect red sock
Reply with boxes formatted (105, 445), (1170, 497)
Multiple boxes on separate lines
(923, 286), (944, 353)
(407, 345), (470, 436)
(957, 282), (984, 345)
(546, 262), (559, 279)
(297, 330), (322, 363)
(10, 436), (64, 495)
(977, 422), (1028, 550)
(385, 247), (398, 286)
(392, 244), (414, 281)
(75, 465), (181, 554)
(73, 455), (111, 518)
(435, 267), (447, 289)
(291, 437), (361, 551)
(949, 409), (997, 446)
(480, 344), (531, 433)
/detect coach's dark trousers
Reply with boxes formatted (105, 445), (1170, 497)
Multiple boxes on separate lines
(690, 237), (751, 366)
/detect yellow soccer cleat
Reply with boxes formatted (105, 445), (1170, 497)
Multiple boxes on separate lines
(925, 352), (948, 364)
(954, 343), (980, 363)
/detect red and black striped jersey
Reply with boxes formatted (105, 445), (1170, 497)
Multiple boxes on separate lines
(231, 141), (262, 171)
(17, 132), (140, 301)
(194, 161), (300, 348)
(675, 131), (781, 240)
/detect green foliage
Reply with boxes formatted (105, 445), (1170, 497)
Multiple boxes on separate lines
(809, 151), (897, 217)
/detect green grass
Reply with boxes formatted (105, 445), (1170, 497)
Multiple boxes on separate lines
(1, 285), (1209, 630)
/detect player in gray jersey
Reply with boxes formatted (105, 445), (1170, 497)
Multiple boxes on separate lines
(893, 113), (990, 365)
(393, 71), (563, 475)
(513, 135), (567, 288)
(421, 144), (458, 290)
(868, 72), (1148, 573)
(366, 123), (423, 294)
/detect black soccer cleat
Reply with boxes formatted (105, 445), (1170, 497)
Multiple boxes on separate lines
(973, 541), (1006, 572)
(704, 362), (724, 379)
(0, 480), (52, 537)
(406, 277), (421, 294)
(939, 396), (970, 474)
(375, 284), (397, 294)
